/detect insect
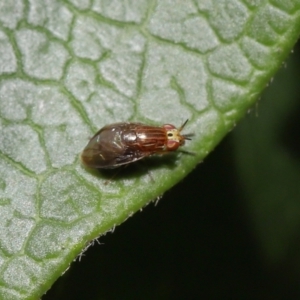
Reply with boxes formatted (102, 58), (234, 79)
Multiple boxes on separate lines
(81, 119), (192, 169)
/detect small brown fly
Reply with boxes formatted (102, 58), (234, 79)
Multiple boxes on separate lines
(81, 120), (192, 169)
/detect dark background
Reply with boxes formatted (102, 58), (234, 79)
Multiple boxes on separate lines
(43, 42), (300, 300)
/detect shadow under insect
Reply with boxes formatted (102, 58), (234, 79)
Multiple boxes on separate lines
(84, 151), (184, 182)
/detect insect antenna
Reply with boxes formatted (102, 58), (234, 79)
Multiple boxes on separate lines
(182, 133), (193, 140)
(179, 119), (194, 140)
(178, 119), (189, 131)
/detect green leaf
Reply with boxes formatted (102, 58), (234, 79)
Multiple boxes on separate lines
(0, 0), (299, 299)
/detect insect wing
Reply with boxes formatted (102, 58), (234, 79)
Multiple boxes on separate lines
(81, 123), (149, 169)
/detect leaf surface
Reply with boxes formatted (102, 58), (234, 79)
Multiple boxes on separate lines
(0, 0), (300, 299)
